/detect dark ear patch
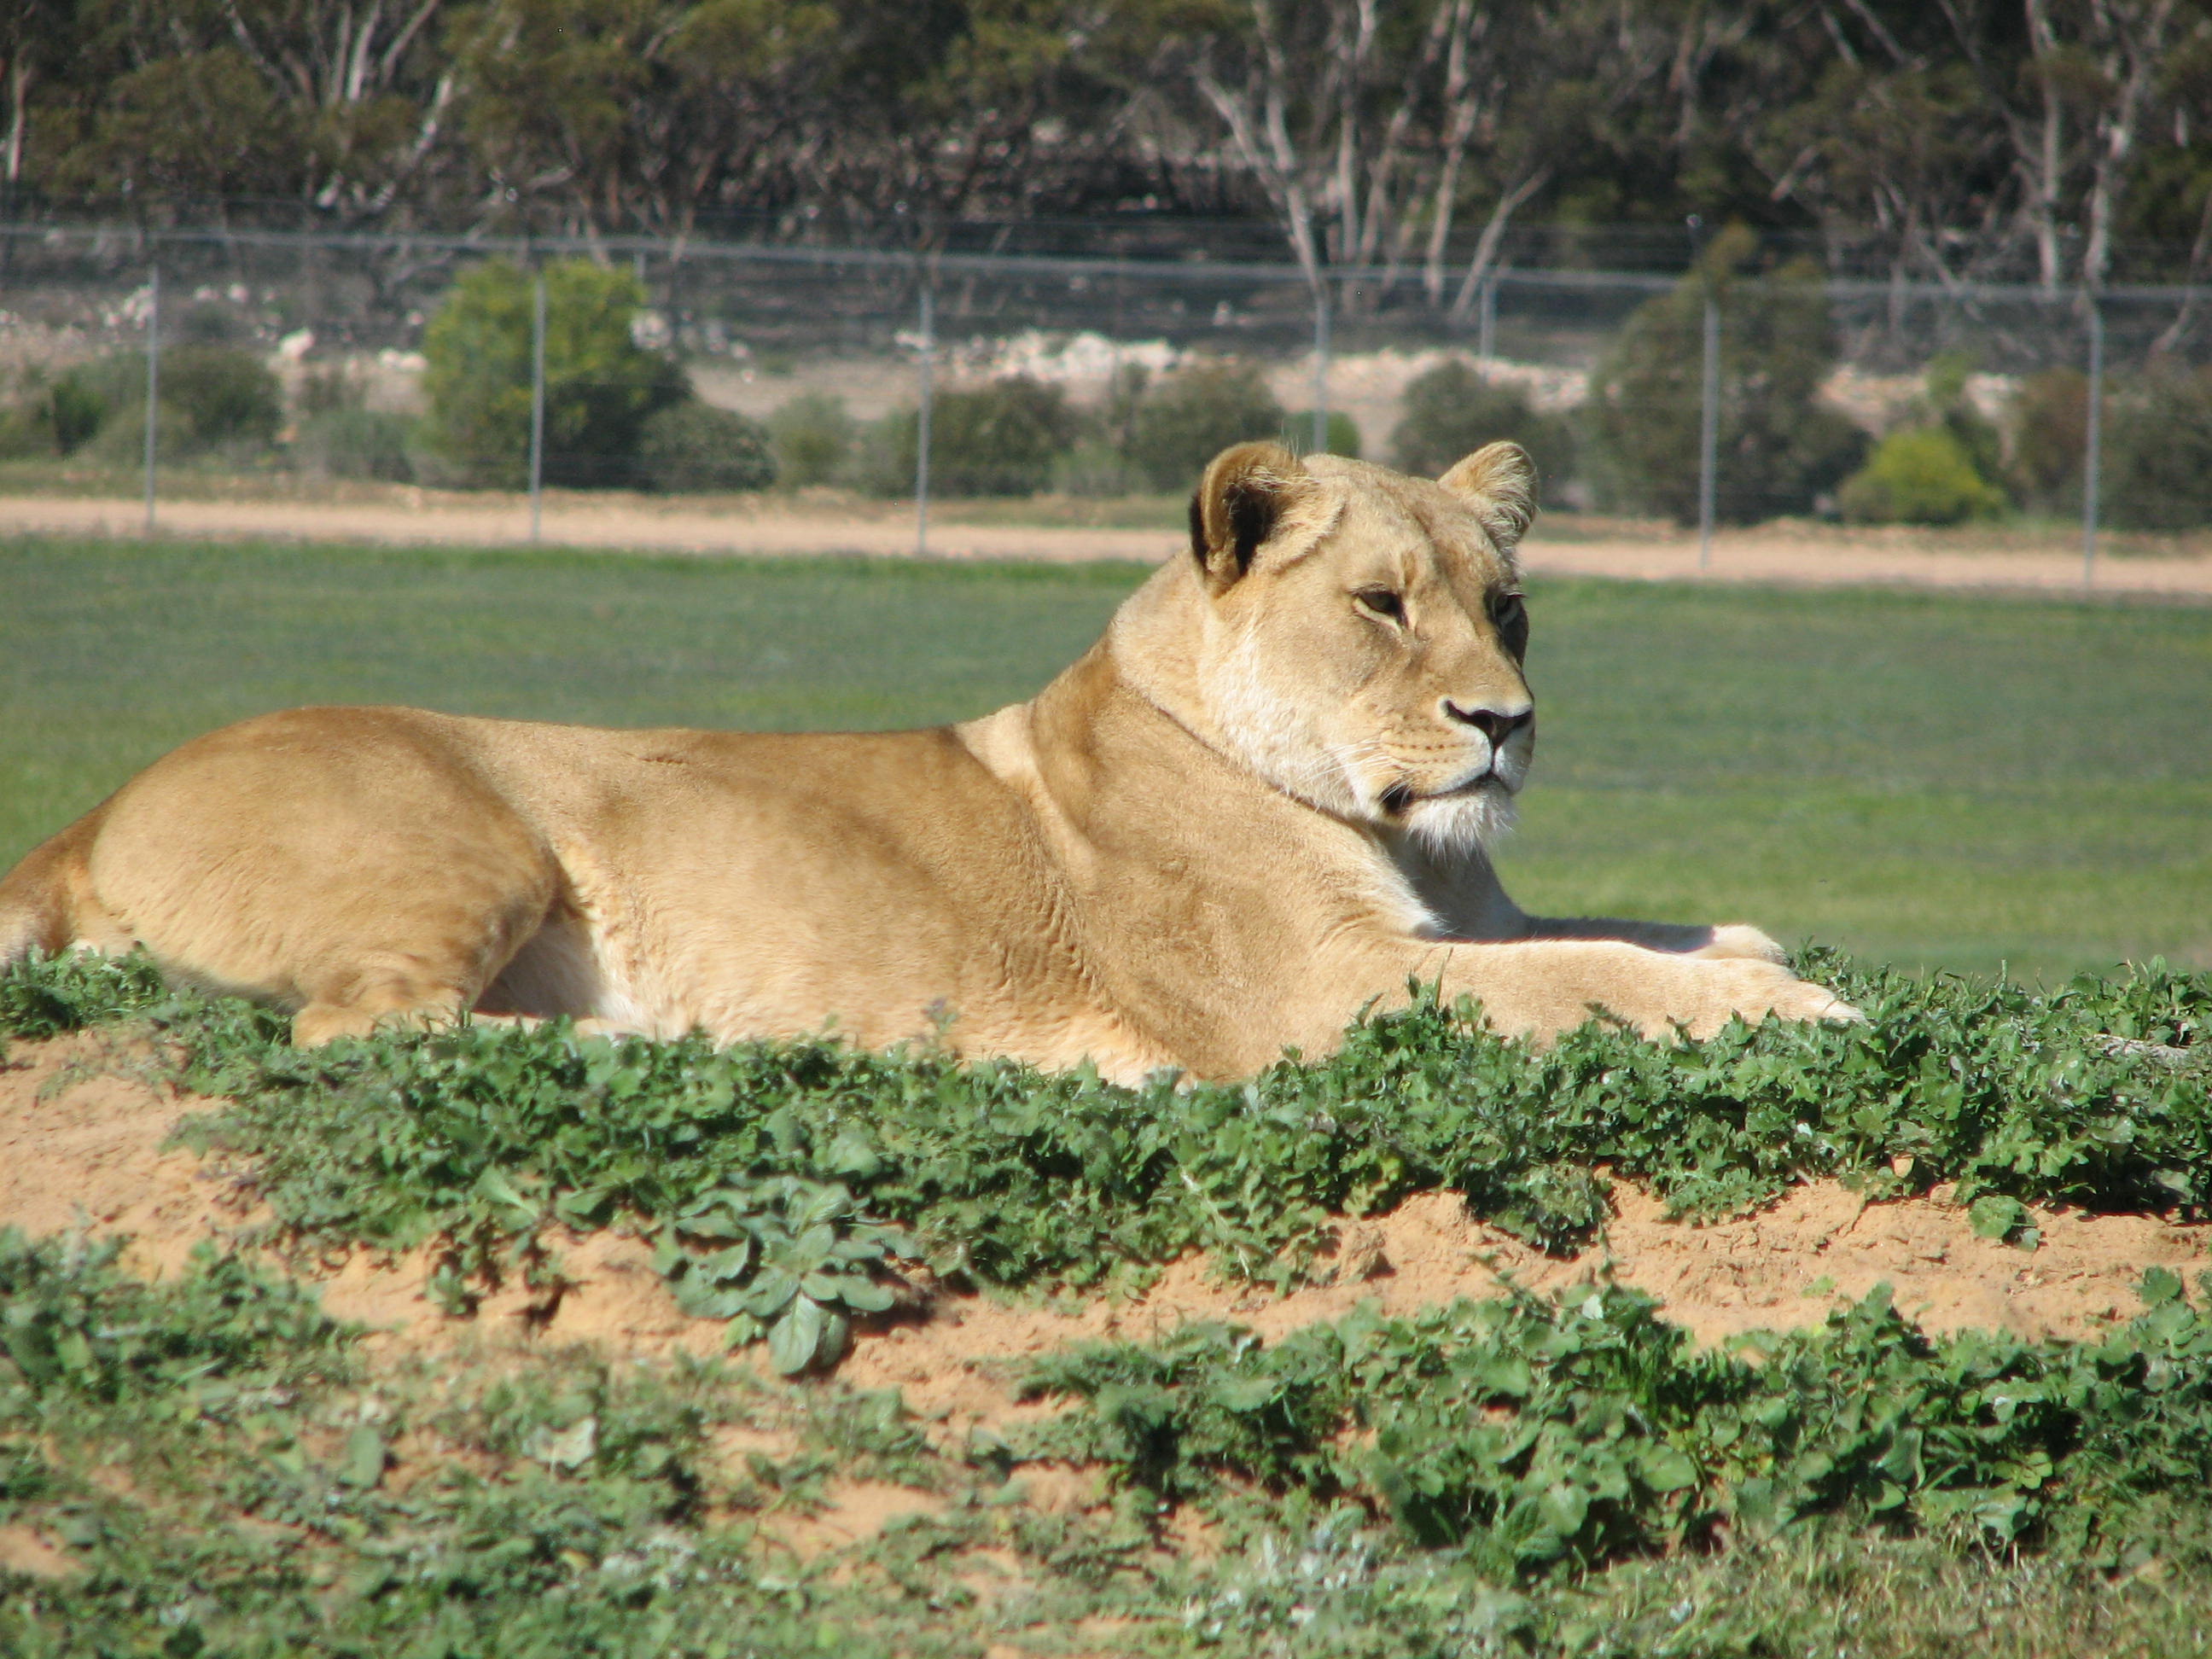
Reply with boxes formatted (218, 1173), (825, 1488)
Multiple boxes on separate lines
(1190, 441), (1307, 592)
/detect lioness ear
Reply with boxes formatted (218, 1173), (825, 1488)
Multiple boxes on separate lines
(1189, 441), (1308, 594)
(1438, 441), (1537, 550)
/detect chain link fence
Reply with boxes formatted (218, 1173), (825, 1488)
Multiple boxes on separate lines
(0, 224), (2200, 569)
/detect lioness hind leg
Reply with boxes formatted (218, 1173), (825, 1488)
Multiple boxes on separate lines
(281, 876), (560, 1046)
(292, 971), (469, 1046)
(80, 707), (564, 1045)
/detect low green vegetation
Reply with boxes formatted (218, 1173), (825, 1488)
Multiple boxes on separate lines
(0, 341), (288, 473)
(3, 946), (2207, 1292)
(0, 1226), (1001, 1657)
(3, 947), (2212, 1652)
(13, 1216), (2212, 1657)
(4, 537), (2206, 980)
(1028, 1274), (2212, 1575)
(8, 947), (2211, 1298)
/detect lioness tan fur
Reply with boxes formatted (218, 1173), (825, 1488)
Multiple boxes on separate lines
(0, 441), (1854, 1080)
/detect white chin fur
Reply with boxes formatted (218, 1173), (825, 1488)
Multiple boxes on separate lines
(1403, 785), (1516, 856)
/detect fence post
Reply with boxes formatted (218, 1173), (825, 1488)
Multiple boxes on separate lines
(1697, 280), (1720, 573)
(143, 261), (160, 538)
(2082, 289), (2104, 588)
(528, 268), (547, 545)
(914, 282), (935, 558)
(1311, 277), (1331, 455)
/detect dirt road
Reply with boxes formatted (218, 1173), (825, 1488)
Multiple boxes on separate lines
(6, 491), (2210, 597)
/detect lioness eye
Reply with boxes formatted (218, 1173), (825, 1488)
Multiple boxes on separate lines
(1490, 591), (1529, 657)
(1353, 588), (1406, 624)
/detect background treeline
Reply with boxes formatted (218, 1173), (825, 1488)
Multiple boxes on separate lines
(12, 0), (2212, 288)
(26, 240), (2212, 531)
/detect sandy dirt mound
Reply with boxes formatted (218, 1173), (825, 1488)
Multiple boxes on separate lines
(0, 1030), (260, 1275)
(841, 1185), (2211, 1438)
(3, 1032), (2203, 1435)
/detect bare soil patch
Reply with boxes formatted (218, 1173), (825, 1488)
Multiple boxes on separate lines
(3, 1032), (2201, 1435)
(0, 1030), (258, 1277)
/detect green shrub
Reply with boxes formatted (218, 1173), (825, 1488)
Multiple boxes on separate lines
(868, 377), (1079, 498)
(1283, 409), (1363, 459)
(1923, 351), (2005, 485)
(2011, 365), (2212, 530)
(1838, 425), (2005, 525)
(765, 391), (855, 488)
(421, 259), (684, 491)
(62, 345), (280, 468)
(1125, 358), (1285, 492)
(1051, 439), (1144, 497)
(70, 345), (280, 463)
(2008, 369), (2087, 510)
(1025, 1273), (2212, 1577)
(1391, 358), (1576, 499)
(158, 345), (283, 451)
(0, 404), (44, 459)
(638, 399), (777, 493)
(44, 369), (108, 453)
(2103, 367), (2212, 531)
(1582, 227), (1864, 524)
(293, 407), (415, 483)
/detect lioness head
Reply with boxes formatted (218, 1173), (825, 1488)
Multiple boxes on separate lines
(1178, 439), (1537, 853)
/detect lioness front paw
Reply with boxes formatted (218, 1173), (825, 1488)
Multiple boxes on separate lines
(1685, 958), (1862, 1037)
(1691, 923), (1789, 965)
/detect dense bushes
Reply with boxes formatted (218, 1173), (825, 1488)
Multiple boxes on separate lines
(1126, 358), (1285, 491)
(1392, 358), (1575, 498)
(293, 407), (415, 483)
(2100, 367), (2212, 531)
(1840, 354), (2005, 526)
(1584, 230), (1864, 524)
(420, 258), (684, 489)
(765, 392), (856, 488)
(2008, 370), (2087, 510)
(2003, 364), (2212, 530)
(43, 369), (108, 453)
(638, 400), (777, 493)
(1839, 426), (2004, 525)
(847, 357), (1304, 500)
(867, 377), (1080, 497)
(156, 346), (285, 451)
(0, 346), (284, 467)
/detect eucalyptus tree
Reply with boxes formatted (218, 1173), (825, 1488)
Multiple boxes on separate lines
(1175, 0), (1607, 311)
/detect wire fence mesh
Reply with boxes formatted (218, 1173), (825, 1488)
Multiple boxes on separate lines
(3, 224), (2206, 570)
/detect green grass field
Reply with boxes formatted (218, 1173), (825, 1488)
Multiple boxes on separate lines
(3, 533), (2206, 978)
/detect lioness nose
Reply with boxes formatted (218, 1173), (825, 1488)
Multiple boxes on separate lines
(1441, 701), (1532, 744)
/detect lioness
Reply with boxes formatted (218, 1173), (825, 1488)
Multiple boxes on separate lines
(0, 441), (1853, 1080)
